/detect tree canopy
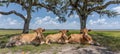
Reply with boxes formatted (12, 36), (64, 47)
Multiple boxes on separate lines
(43, 0), (120, 30)
(0, 0), (120, 33)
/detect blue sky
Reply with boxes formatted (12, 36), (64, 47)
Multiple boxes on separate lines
(0, 3), (120, 29)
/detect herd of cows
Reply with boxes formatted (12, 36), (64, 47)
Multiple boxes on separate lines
(6, 28), (100, 47)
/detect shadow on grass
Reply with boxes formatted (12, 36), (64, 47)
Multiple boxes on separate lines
(0, 34), (20, 42)
(0, 31), (120, 52)
(0, 34), (20, 48)
(89, 32), (120, 52)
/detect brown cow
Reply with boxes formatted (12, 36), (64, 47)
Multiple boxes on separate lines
(6, 28), (45, 47)
(68, 28), (98, 45)
(6, 35), (23, 47)
(45, 30), (69, 44)
(19, 28), (45, 45)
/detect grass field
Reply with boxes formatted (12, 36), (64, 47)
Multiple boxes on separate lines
(0, 29), (120, 53)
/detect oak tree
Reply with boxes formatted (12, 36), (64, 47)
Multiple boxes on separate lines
(42, 0), (120, 32)
(0, 0), (44, 33)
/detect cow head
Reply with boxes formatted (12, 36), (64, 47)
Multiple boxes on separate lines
(33, 28), (45, 44)
(59, 30), (69, 43)
(80, 28), (95, 45)
(33, 28), (45, 38)
(80, 28), (91, 36)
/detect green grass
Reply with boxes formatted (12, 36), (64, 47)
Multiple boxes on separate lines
(0, 30), (22, 35)
(0, 30), (120, 53)
(0, 44), (51, 54)
(89, 31), (120, 51)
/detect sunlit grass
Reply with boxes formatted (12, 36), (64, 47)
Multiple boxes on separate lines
(0, 44), (52, 54)
(89, 31), (120, 51)
(0, 30), (22, 35)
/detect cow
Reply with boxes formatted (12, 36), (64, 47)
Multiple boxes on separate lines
(6, 28), (45, 47)
(19, 28), (45, 45)
(68, 28), (100, 45)
(45, 30), (69, 44)
(6, 35), (23, 47)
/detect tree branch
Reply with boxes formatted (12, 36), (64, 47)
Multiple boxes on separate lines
(88, 1), (120, 13)
(33, 3), (50, 9)
(0, 10), (26, 20)
(33, 3), (66, 22)
(33, 3), (58, 15)
(95, 10), (120, 17)
(0, 0), (8, 3)
(0, 0), (27, 9)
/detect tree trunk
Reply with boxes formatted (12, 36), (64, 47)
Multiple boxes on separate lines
(79, 15), (87, 33)
(80, 18), (87, 30)
(22, 19), (30, 33)
(22, 8), (31, 34)
(75, 8), (88, 33)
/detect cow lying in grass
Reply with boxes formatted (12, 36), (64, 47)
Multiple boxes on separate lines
(68, 28), (100, 45)
(6, 28), (45, 47)
(45, 30), (69, 44)
(6, 35), (23, 47)
(19, 28), (45, 45)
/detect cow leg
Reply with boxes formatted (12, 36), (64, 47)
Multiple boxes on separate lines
(68, 38), (73, 43)
(45, 39), (50, 45)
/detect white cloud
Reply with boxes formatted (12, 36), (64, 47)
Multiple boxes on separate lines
(0, 18), (23, 29)
(1, 15), (120, 29)
(0, 14), (2, 18)
(30, 16), (80, 29)
(91, 14), (95, 17)
(87, 18), (120, 29)
(113, 6), (120, 14)
(42, 16), (51, 21)
(89, 18), (107, 25)
(35, 16), (51, 24)
(6, 18), (21, 25)
(47, 11), (52, 14)
(55, 17), (59, 20)
(74, 15), (79, 18)
(25, 15), (27, 18)
(69, 15), (74, 18)
(69, 14), (79, 18)
(32, 16), (120, 29)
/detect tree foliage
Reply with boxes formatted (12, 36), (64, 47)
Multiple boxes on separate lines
(0, 0), (45, 33)
(55, 0), (120, 18)
(41, 0), (120, 30)
(0, 0), (120, 33)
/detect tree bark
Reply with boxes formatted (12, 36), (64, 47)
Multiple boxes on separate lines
(23, 19), (30, 33)
(80, 17), (87, 29)
(79, 15), (87, 33)
(22, 8), (31, 34)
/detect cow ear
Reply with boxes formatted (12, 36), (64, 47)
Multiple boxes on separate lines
(80, 31), (83, 34)
(33, 30), (36, 32)
(80, 29), (83, 33)
(67, 30), (69, 32)
(59, 30), (62, 32)
(42, 29), (45, 32)
(88, 29), (91, 32)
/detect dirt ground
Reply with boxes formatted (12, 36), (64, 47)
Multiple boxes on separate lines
(40, 44), (119, 54)
(2, 44), (119, 54)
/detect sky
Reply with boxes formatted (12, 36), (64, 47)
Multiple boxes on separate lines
(0, 3), (120, 29)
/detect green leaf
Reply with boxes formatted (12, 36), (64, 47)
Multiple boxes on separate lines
(0, 3), (3, 6)
(95, 10), (119, 17)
